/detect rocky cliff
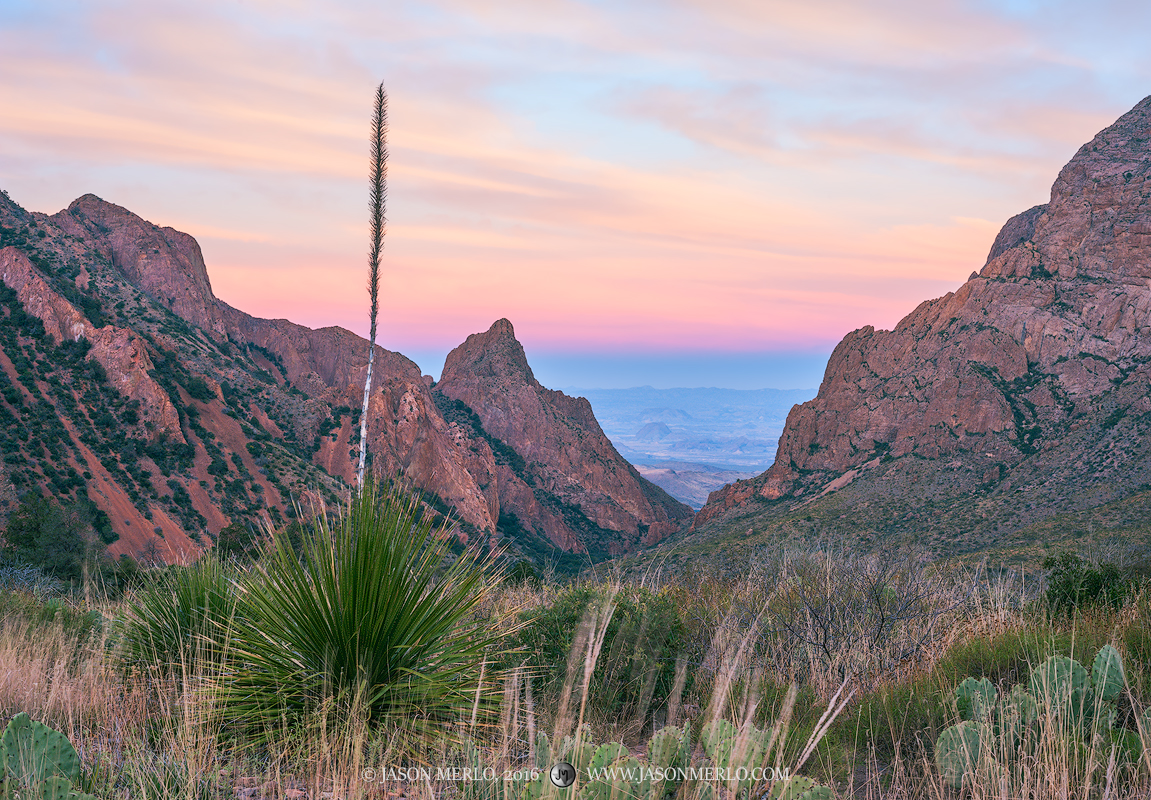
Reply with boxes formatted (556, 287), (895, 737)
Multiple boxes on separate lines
(436, 319), (691, 556)
(694, 95), (1151, 554)
(0, 191), (689, 566)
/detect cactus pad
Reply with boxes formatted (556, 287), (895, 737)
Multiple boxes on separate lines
(955, 677), (997, 720)
(646, 726), (687, 769)
(40, 775), (98, 800)
(769, 776), (815, 799)
(1091, 645), (1125, 702)
(1028, 656), (1089, 719)
(797, 787), (835, 800)
(588, 742), (627, 773)
(1, 712), (83, 791)
(534, 730), (552, 771)
(700, 720), (736, 770)
(934, 721), (981, 790)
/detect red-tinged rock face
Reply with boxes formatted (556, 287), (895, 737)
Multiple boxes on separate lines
(2, 189), (684, 560)
(696, 94), (1151, 529)
(0, 246), (183, 442)
(438, 319), (693, 554)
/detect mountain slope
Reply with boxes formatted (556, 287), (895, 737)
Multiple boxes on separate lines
(689, 94), (1151, 561)
(436, 319), (692, 557)
(0, 191), (689, 565)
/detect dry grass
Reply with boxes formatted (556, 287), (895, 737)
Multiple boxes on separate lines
(0, 553), (1147, 799)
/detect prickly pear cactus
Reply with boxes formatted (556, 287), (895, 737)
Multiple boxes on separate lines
(1028, 656), (1090, 721)
(934, 721), (982, 790)
(535, 730), (552, 771)
(577, 753), (647, 800)
(588, 743), (628, 774)
(998, 685), (1038, 747)
(699, 720), (737, 769)
(956, 677), (997, 721)
(1007, 685), (1038, 726)
(1093, 700), (1118, 736)
(39, 775), (98, 800)
(1, 713), (83, 793)
(646, 724), (690, 799)
(646, 726), (687, 769)
(796, 787), (834, 800)
(768, 775), (835, 800)
(558, 730), (597, 773)
(1091, 645), (1125, 702)
(769, 776), (815, 799)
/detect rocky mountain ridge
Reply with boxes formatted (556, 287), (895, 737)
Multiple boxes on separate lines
(691, 94), (1151, 557)
(0, 191), (689, 565)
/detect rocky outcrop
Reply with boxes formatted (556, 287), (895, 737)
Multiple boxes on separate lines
(0, 246), (183, 441)
(54, 195), (230, 339)
(3, 189), (682, 560)
(698, 94), (1151, 527)
(44, 195), (503, 533)
(438, 319), (693, 554)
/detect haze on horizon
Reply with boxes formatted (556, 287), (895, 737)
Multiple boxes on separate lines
(2, 0), (1149, 389)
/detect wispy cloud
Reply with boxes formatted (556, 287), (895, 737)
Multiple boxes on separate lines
(1, 0), (1147, 384)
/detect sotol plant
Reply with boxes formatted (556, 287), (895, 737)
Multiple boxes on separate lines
(357, 81), (387, 491)
(214, 478), (502, 748)
(117, 554), (237, 675)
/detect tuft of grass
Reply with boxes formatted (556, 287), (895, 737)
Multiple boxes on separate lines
(116, 554), (237, 676)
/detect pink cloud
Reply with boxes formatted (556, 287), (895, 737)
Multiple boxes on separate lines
(1, 0), (1143, 374)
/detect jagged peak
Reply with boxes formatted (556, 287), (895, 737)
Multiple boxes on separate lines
(488, 317), (515, 337)
(439, 318), (537, 387)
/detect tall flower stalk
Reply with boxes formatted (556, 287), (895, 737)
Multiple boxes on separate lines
(358, 82), (387, 492)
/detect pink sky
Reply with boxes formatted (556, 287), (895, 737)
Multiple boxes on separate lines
(2, 0), (1149, 386)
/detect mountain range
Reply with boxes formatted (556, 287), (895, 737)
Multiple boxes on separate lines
(673, 94), (1151, 569)
(7, 94), (1151, 572)
(0, 191), (690, 567)
(568, 386), (815, 508)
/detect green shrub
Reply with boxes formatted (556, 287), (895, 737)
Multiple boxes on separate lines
(1044, 551), (1129, 613)
(510, 583), (690, 719)
(1, 493), (95, 583)
(183, 375), (215, 402)
(214, 520), (262, 563)
(214, 479), (501, 745)
(505, 559), (541, 587)
(117, 555), (237, 674)
(0, 587), (103, 641)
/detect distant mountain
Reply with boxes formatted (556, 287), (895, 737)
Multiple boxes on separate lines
(566, 386), (814, 509)
(685, 94), (1151, 564)
(0, 192), (689, 566)
(572, 386), (815, 470)
(633, 462), (756, 510)
(636, 422), (672, 441)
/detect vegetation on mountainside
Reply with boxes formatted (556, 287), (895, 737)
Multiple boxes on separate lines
(0, 216), (350, 555)
(1, 502), (1148, 799)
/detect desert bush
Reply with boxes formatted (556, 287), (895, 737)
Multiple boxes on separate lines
(214, 479), (503, 747)
(0, 588), (103, 642)
(2, 493), (95, 582)
(509, 582), (690, 723)
(1044, 550), (1131, 613)
(763, 549), (963, 691)
(117, 554), (237, 675)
